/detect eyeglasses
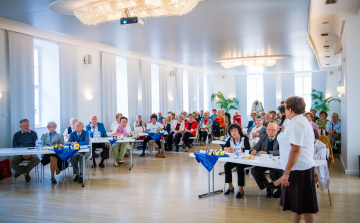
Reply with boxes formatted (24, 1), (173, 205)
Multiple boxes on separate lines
(266, 129), (277, 132)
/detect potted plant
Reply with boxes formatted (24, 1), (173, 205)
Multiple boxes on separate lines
(210, 91), (240, 112)
(311, 89), (341, 112)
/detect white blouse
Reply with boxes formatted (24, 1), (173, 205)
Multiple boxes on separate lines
(250, 125), (264, 142)
(278, 114), (315, 171)
(314, 140), (327, 160)
(146, 122), (163, 131)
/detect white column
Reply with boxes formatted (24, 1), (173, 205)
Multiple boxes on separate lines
(127, 57), (139, 127)
(198, 72), (204, 110)
(141, 60), (152, 122)
(176, 68), (183, 114)
(188, 70), (196, 112)
(159, 64), (168, 114)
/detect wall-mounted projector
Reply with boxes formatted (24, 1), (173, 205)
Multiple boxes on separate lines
(120, 17), (145, 26)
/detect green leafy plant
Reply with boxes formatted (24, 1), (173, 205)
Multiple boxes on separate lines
(210, 91), (240, 112)
(311, 89), (341, 112)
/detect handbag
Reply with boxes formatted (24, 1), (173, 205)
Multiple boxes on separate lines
(156, 150), (164, 158)
(0, 159), (12, 178)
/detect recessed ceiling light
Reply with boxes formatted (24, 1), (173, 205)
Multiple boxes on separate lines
(325, 0), (337, 4)
(321, 33), (329, 37)
(323, 45), (330, 49)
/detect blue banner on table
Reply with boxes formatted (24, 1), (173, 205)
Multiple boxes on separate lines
(193, 152), (220, 172)
(108, 139), (117, 145)
(52, 149), (80, 162)
(147, 132), (164, 141)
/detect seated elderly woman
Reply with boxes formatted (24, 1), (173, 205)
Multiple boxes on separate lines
(63, 118), (77, 139)
(316, 111), (329, 131)
(305, 112), (321, 135)
(213, 110), (225, 137)
(232, 110), (242, 126)
(247, 115), (266, 143)
(141, 114), (163, 157)
(41, 121), (66, 184)
(110, 113), (123, 133)
(166, 114), (185, 151)
(112, 117), (131, 166)
(210, 109), (217, 120)
(134, 114), (147, 132)
(170, 112), (176, 124)
(199, 111), (212, 146)
(178, 114), (198, 152)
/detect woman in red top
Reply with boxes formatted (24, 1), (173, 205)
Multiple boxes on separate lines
(178, 114), (198, 152)
(233, 110), (242, 127)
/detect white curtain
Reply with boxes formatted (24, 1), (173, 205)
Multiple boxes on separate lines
(188, 70), (196, 112)
(127, 57), (139, 126)
(176, 68), (183, 115)
(101, 52), (117, 131)
(59, 42), (78, 133)
(263, 73), (277, 111)
(141, 60), (152, 122)
(198, 72), (204, 111)
(235, 75), (247, 126)
(281, 73), (295, 99)
(207, 74), (215, 111)
(8, 31), (35, 140)
(159, 64), (168, 114)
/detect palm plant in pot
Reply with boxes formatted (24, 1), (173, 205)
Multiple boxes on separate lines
(311, 89), (341, 112)
(210, 91), (240, 112)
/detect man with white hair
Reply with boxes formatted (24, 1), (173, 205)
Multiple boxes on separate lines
(222, 108), (232, 125)
(69, 121), (90, 184)
(326, 113), (341, 150)
(85, 116), (109, 168)
(198, 110), (205, 120)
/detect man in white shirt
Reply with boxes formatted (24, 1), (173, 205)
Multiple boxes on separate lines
(140, 114), (163, 157)
(247, 115), (266, 142)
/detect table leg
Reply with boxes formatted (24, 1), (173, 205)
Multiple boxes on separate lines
(198, 168), (223, 198)
(163, 140), (165, 158)
(129, 143), (133, 171)
(82, 155), (85, 187)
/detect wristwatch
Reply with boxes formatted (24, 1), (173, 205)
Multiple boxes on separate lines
(283, 171), (290, 175)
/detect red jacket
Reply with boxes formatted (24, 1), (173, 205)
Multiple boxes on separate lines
(185, 121), (198, 137)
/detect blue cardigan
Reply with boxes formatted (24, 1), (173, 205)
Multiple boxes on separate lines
(67, 130), (90, 146)
(247, 120), (255, 130)
(85, 122), (107, 138)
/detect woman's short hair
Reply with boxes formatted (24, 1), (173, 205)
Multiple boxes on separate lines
(120, 117), (128, 123)
(319, 111), (328, 118)
(311, 108), (317, 113)
(177, 114), (184, 120)
(188, 113), (194, 117)
(70, 118), (77, 123)
(228, 123), (244, 137)
(204, 111), (210, 116)
(256, 115), (264, 122)
(212, 109), (217, 112)
(150, 114), (158, 120)
(314, 129), (319, 139)
(171, 112), (176, 116)
(167, 114), (172, 119)
(251, 112), (256, 116)
(277, 104), (286, 114)
(47, 121), (57, 128)
(235, 110), (239, 113)
(270, 111), (276, 115)
(136, 114), (142, 118)
(284, 96), (305, 114)
(304, 112), (314, 119)
(116, 113), (123, 119)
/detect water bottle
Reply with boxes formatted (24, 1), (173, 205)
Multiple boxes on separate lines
(233, 143), (239, 159)
(97, 131), (101, 140)
(35, 139), (42, 151)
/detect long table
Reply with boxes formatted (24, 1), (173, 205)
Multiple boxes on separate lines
(190, 152), (327, 198)
(0, 146), (90, 187)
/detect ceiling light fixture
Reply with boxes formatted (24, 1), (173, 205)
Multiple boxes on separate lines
(74, 0), (203, 26)
(213, 55), (291, 69)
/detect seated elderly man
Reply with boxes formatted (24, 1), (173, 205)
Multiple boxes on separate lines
(85, 115), (109, 168)
(263, 113), (272, 127)
(247, 115), (266, 143)
(247, 112), (257, 129)
(326, 113), (341, 150)
(68, 122), (90, 184)
(158, 112), (164, 123)
(250, 122), (282, 198)
(10, 119), (40, 183)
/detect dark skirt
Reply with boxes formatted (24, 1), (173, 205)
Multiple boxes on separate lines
(41, 154), (68, 171)
(280, 167), (318, 215)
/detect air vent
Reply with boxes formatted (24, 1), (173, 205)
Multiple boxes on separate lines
(321, 33), (329, 37)
(323, 45), (330, 49)
(325, 56), (330, 58)
(325, 0), (337, 4)
(326, 64), (330, 65)
(322, 21), (330, 24)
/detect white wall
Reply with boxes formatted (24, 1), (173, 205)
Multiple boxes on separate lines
(214, 74), (237, 118)
(77, 47), (102, 125)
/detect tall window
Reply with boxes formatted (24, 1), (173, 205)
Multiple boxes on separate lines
(116, 56), (128, 118)
(151, 63), (160, 114)
(34, 48), (40, 126)
(204, 74), (208, 112)
(247, 75), (264, 115)
(183, 70), (189, 112)
(295, 73), (312, 111)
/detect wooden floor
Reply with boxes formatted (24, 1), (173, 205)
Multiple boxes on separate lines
(0, 145), (359, 223)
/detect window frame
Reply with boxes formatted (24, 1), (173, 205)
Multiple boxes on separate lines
(295, 73), (312, 111)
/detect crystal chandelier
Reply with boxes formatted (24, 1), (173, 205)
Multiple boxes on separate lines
(74, 0), (202, 26)
(213, 55), (291, 69)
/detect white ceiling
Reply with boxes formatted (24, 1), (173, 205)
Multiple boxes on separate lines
(0, 0), (320, 74)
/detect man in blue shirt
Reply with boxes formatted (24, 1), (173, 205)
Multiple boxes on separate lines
(158, 112), (164, 123)
(247, 112), (257, 129)
(69, 121), (90, 184)
(86, 116), (109, 168)
(326, 113), (341, 150)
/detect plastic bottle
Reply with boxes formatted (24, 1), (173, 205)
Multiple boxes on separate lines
(233, 143), (239, 159)
(35, 139), (42, 151)
(97, 131), (101, 140)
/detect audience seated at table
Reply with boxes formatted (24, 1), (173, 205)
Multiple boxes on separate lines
(68, 122), (90, 184)
(221, 109), (230, 135)
(40, 121), (66, 184)
(316, 111), (329, 131)
(199, 111), (212, 146)
(213, 110), (225, 137)
(111, 117), (131, 166)
(305, 112), (321, 135)
(198, 110), (205, 120)
(178, 114), (198, 152)
(134, 114), (147, 131)
(326, 113), (341, 150)
(250, 122), (282, 198)
(110, 113), (122, 133)
(247, 112), (257, 129)
(10, 119), (40, 183)
(158, 112), (164, 123)
(210, 109), (217, 120)
(86, 116), (109, 168)
(313, 129), (330, 191)
(311, 108), (320, 122)
(232, 110), (241, 126)
(162, 117), (171, 134)
(223, 124), (251, 199)
(247, 115), (266, 142)
(63, 118), (77, 139)
(141, 114), (163, 157)
(167, 114), (185, 151)
(264, 113), (272, 127)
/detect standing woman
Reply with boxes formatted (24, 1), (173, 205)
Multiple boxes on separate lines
(276, 96), (318, 223)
